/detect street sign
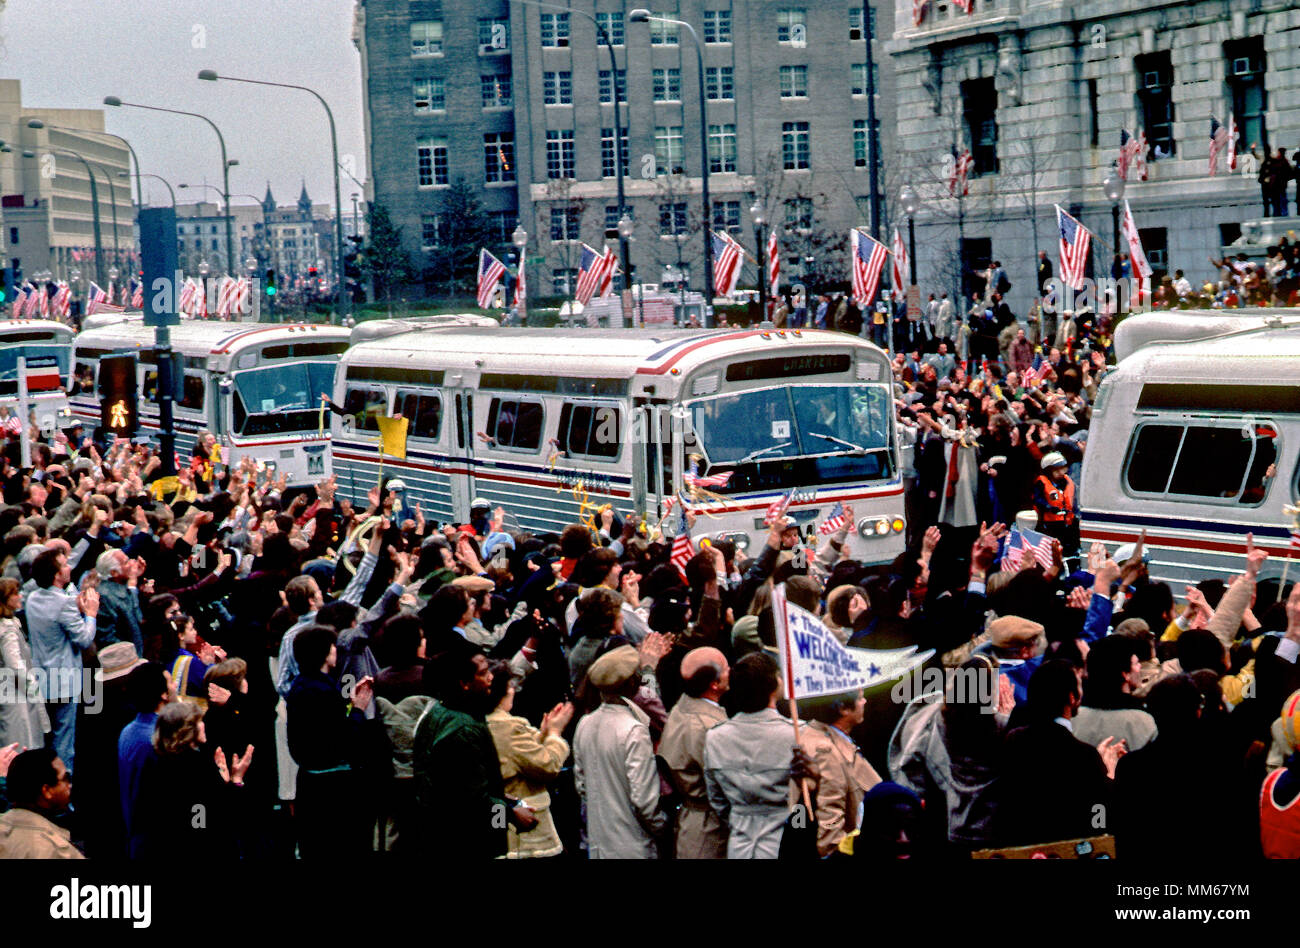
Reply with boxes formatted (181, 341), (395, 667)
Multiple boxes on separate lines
(526, 255), (546, 265)
(906, 285), (922, 321)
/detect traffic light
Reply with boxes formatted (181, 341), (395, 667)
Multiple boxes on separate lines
(98, 354), (138, 438)
(264, 268), (277, 296)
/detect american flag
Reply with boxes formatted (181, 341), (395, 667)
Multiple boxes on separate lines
(178, 278), (197, 314)
(234, 277), (250, 314)
(912, 0), (927, 26)
(1290, 529), (1300, 551)
(851, 228), (888, 308)
(20, 283), (38, 317)
(477, 248), (506, 309)
(767, 230), (779, 303)
(891, 226), (908, 301)
(818, 502), (847, 535)
(130, 279), (143, 308)
(1056, 205), (1090, 292)
(86, 281), (125, 316)
(1021, 364), (1040, 389)
(1209, 117), (1230, 176)
(195, 279), (209, 319)
(1132, 131), (1148, 180)
(575, 243), (615, 305)
(1001, 526), (1055, 572)
(216, 277), (236, 318)
(1118, 129), (1141, 181)
(37, 283), (50, 317)
(763, 488), (796, 527)
(711, 230), (744, 297)
(684, 456), (732, 490)
(949, 147), (973, 196)
(669, 496), (695, 580)
(954, 0), (973, 12)
(53, 282), (71, 318)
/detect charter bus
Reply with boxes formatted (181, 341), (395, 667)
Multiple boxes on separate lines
(331, 325), (906, 562)
(1081, 311), (1300, 586)
(0, 318), (75, 432)
(68, 317), (352, 486)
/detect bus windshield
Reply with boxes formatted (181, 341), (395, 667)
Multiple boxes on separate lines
(0, 345), (70, 396)
(687, 383), (895, 491)
(231, 361), (336, 436)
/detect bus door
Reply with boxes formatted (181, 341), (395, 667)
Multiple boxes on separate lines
(634, 399), (676, 519)
(447, 384), (477, 524)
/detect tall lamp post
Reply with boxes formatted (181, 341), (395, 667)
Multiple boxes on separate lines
(103, 96), (235, 278)
(617, 213), (642, 326)
(899, 185), (920, 287)
(125, 171), (176, 208)
(512, 224), (528, 325)
(198, 70), (346, 325)
(1102, 169), (1125, 271)
(751, 201), (767, 321)
(630, 9), (715, 326)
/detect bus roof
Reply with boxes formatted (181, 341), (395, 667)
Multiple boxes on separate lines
(1115, 319), (1300, 383)
(1113, 310), (1300, 361)
(341, 326), (889, 394)
(0, 319), (75, 340)
(73, 321), (351, 359)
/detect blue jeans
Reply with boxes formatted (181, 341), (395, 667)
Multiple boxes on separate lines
(47, 699), (77, 773)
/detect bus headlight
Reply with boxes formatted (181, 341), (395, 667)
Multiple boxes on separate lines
(857, 517), (894, 539)
(715, 531), (750, 552)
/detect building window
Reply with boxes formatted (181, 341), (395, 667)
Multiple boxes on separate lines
(414, 77), (445, 112)
(411, 20), (443, 56)
(552, 269), (579, 296)
(1226, 38), (1267, 149)
(601, 128), (630, 179)
(784, 197), (813, 231)
(1136, 52), (1175, 158)
(488, 210), (516, 244)
(1087, 78), (1099, 147)
(212, 239), (219, 251)
(540, 12), (570, 47)
(545, 130), (576, 179)
(849, 6), (863, 39)
(653, 68), (682, 102)
(708, 124), (737, 173)
(544, 71), (573, 105)
(777, 9), (806, 44)
(549, 207), (581, 242)
(605, 205), (621, 233)
(650, 14), (678, 45)
(655, 126), (685, 176)
(850, 63), (878, 96)
(481, 74), (512, 108)
(779, 65), (808, 98)
(705, 66), (734, 100)
(712, 200), (741, 235)
(421, 214), (444, 250)
(853, 119), (868, 167)
(1139, 227), (1168, 272)
(478, 17), (509, 53)
(417, 137), (448, 187)
(659, 202), (689, 236)
(596, 11), (624, 46)
(782, 121), (810, 170)
(484, 132), (516, 184)
(962, 78), (998, 174)
(703, 10), (732, 43)
(598, 69), (628, 104)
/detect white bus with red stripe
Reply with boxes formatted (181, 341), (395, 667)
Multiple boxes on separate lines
(68, 317), (351, 486)
(1081, 312), (1300, 586)
(331, 325), (905, 562)
(0, 319), (74, 432)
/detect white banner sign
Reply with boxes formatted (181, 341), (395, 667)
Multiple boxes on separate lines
(772, 583), (934, 700)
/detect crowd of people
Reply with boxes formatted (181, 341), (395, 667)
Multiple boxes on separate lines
(0, 294), (1297, 862)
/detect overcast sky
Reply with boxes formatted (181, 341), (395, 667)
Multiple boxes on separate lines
(2, 0), (365, 213)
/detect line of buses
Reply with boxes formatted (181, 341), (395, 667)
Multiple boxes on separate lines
(5, 308), (1295, 580)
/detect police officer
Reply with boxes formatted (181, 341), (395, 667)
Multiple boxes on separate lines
(1033, 452), (1079, 559)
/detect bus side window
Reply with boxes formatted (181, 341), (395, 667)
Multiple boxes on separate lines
(73, 361), (96, 395)
(1168, 427), (1256, 500)
(1125, 424), (1183, 495)
(486, 398), (544, 452)
(558, 403), (620, 459)
(399, 391), (441, 439)
(1239, 426), (1278, 505)
(342, 387), (385, 432)
(180, 374), (205, 412)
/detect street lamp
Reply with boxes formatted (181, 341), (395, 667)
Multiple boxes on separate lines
(104, 96), (235, 278)
(25, 146), (105, 286)
(199, 70), (347, 324)
(1102, 169), (1125, 273)
(617, 213), (642, 326)
(123, 171), (176, 208)
(899, 184), (920, 287)
(630, 9), (715, 326)
(751, 201), (768, 322)
(512, 225), (528, 324)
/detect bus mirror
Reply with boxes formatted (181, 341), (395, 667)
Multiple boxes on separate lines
(219, 376), (233, 393)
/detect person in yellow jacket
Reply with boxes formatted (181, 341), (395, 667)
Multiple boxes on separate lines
(484, 660), (573, 859)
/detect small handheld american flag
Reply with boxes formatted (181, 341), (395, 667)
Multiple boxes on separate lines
(764, 488), (796, 527)
(669, 495), (695, 579)
(818, 502), (846, 535)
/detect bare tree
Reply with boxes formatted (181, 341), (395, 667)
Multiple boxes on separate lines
(539, 177), (587, 313)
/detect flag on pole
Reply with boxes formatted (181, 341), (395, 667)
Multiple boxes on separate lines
(1227, 114), (1238, 172)
(669, 496), (694, 580)
(178, 278), (197, 315)
(596, 245), (617, 298)
(683, 459), (732, 490)
(1209, 117), (1230, 176)
(37, 283), (50, 317)
(513, 256), (526, 308)
(890, 227), (908, 301)
(575, 243), (615, 306)
(851, 228), (888, 308)
(195, 279), (209, 319)
(818, 502), (847, 535)
(1120, 199), (1153, 283)
(20, 283), (37, 317)
(477, 248), (506, 309)
(711, 230), (745, 297)
(763, 488), (796, 527)
(1290, 528), (1300, 551)
(216, 277), (235, 318)
(767, 230), (780, 302)
(949, 147), (973, 196)
(1056, 205), (1091, 292)
(53, 282), (71, 318)
(376, 415), (409, 460)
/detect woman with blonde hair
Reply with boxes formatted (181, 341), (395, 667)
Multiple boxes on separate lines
(0, 577), (50, 749)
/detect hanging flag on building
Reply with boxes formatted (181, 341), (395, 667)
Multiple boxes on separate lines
(1118, 129), (1141, 180)
(767, 230), (780, 302)
(953, 0), (973, 13)
(890, 227), (908, 301)
(711, 229), (745, 297)
(1055, 205), (1091, 292)
(949, 147), (973, 196)
(1132, 131), (1149, 181)
(477, 248), (506, 309)
(1226, 114), (1238, 172)
(1209, 117), (1231, 176)
(912, 0), (928, 27)
(850, 228), (888, 307)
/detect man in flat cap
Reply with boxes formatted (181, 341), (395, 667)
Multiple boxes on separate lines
(974, 615), (1047, 705)
(572, 644), (667, 858)
(659, 647), (730, 858)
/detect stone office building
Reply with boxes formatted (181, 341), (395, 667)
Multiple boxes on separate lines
(356, 0), (896, 300)
(886, 0), (1300, 318)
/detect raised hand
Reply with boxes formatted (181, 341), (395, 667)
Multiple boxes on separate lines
(637, 631), (674, 671)
(1244, 532), (1267, 579)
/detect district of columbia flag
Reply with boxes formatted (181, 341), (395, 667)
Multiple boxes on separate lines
(1120, 200), (1153, 281)
(513, 257), (526, 307)
(477, 248), (506, 309)
(597, 246), (617, 298)
(1209, 117), (1230, 176)
(818, 502), (847, 535)
(851, 229), (888, 308)
(711, 230), (744, 297)
(1056, 205), (1091, 292)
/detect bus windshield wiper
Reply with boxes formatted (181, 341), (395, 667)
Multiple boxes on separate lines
(738, 442), (792, 464)
(807, 431), (867, 455)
